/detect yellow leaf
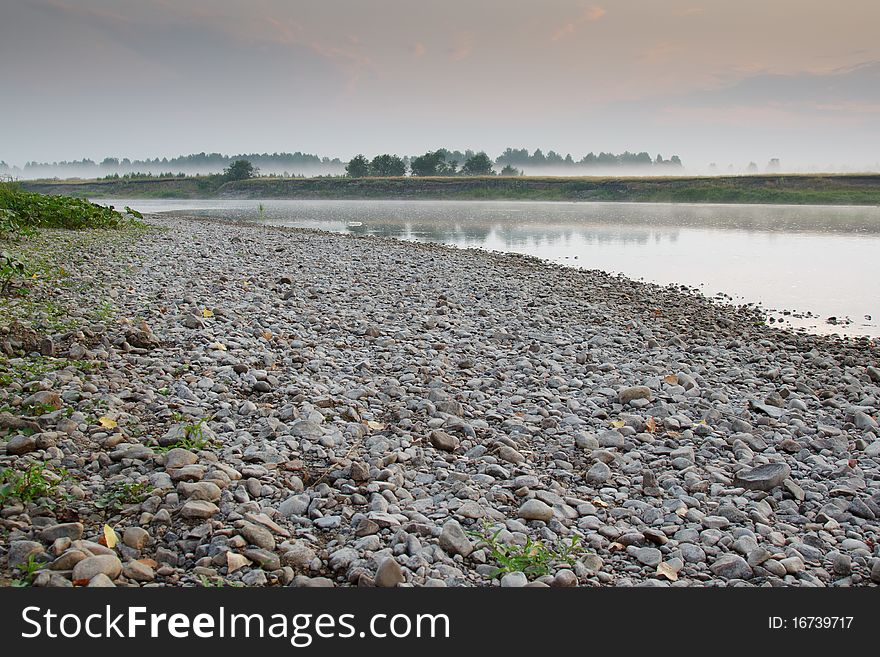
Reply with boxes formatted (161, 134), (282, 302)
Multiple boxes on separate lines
(611, 419), (625, 428)
(262, 331), (273, 340)
(366, 420), (385, 431)
(103, 524), (118, 549)
(209, 342), (227, 351)
(656, 562), (679, 581)
(98, 416), (118, 429)
(592, 498), (609, 508)
(202, 308), (214, 318)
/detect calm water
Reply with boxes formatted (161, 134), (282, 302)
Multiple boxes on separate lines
(99, 199), (880, 337)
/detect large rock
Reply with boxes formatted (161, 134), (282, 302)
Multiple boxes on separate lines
(734, 463), (791, 491)
(22, 391), (63, 412)
(6, 435), (37, 455)
(518, 499), (554, 522)
(710, 554), (753, 580)
(180, 500), (219, 519)
(375, 557), (405, 587)
(164, 447), (199, 469)
(438, 519), (473, 557)
(39, 523), (84, 543)
(240, 521), (276, 550)
(8, 541), (44, 569)
(73, 555), (122, 582)
(618, 386), (652, 405)
(429, 431), (459, 452)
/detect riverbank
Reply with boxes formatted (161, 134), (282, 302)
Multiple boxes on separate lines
(20, 173), (880, 205)
(1, 213), (879, 588)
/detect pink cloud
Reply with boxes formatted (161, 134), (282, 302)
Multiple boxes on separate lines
(552, 5), (606, 41)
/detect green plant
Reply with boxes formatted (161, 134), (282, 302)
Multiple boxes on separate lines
(0, 250), (29, 295)
(468, 524), (587, 579)
(154, 416), (215, 452)
(0, 462), (67, 506)
(198, 574), (244, 588)
(12, 554), (47, 587)
(95, 480), (151, 512)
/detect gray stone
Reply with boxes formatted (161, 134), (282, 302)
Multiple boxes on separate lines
(73, 555), (122, 582)
(518, 499), (554, 522)
(240, 521), (276, 550)
(8, 541), (44, 569)
(122, 560), (156, 582)
(278, 493), (311, 517)
(375, 558), (405, 587)
(438, 519), (473, 557)
(619, 386), (652, 405)
(180, 500), (219, 519)
(123, 527), (150, 551)
(39, 523), (84, 543)
(734, 463), (791, 491)
(586, 461), (611, 485)
(6, 435), (37, 455)
(710, 554), (753, 580)
(500, 571), (528, 587)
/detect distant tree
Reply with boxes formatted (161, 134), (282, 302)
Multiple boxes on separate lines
(369, 154), (406, 177)
(669, 155), (682, 167)
(223, 159), (258, 181)
(462, 152), (494, 176)
(410, 150), (448, 176)
(499, 164), (521, 176)
(747, 161), (758, 173)
(766, 158), (781, 172)
(345, 154), (370, 178)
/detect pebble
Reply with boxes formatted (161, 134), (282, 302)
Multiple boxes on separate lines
(518, 499), (554, 522)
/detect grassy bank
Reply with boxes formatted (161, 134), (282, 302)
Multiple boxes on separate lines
(17, 173), (880, 205)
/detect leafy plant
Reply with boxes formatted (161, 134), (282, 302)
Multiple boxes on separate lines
(12, 554), (47, 587)
(95, 480), (151, 512)
(468, 524), (587, 579)
(154, 416), (215, 452)
(0, 250), (28, 295)
(0, 462), (67, 506)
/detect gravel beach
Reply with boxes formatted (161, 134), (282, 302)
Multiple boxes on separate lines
(1, 213), (879, 588)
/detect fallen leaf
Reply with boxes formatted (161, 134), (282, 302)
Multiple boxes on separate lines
(98, 416), (117, 429)
(209, 341), (227, 351)
(103, 524), (118, 549)
(202, 308), (214, 318)
(675, 506), (689, 517)
(72, 578), (91, 587)
(645, 417), (657, 433)
(366, 420), (385, 431)
(656, 562), (679, 581)
(664, 374), (678, 385)
(609, 542), (625, 551)
(592, 498), (609, 508)
(262, 331), (273, 340)
(611, 419), (625, 429)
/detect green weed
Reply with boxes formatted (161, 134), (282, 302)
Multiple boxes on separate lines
(0, 462), (68, 507)
(95, 480), (151, 512)
(468, 524), (587, 579)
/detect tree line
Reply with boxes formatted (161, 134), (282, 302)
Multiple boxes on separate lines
(345, 148), (683, 177)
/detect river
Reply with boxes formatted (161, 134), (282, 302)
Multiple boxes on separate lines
(97, 199), (880, 338)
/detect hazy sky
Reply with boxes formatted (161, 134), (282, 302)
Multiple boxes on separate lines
(2, 0), (880, 170)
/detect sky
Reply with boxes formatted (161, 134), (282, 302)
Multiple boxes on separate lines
(2, 0), (880, 171)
